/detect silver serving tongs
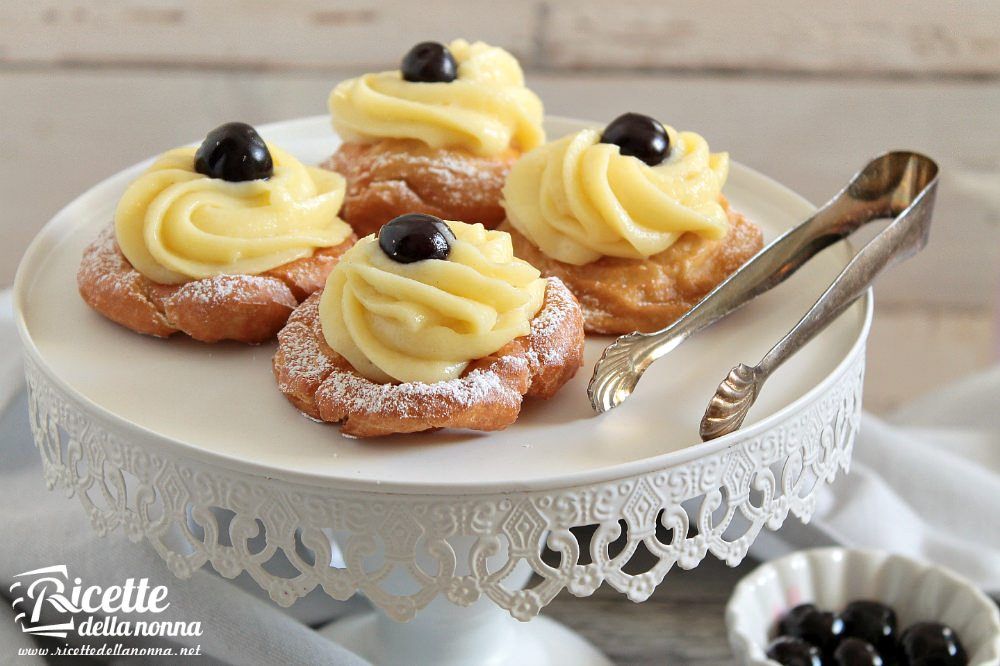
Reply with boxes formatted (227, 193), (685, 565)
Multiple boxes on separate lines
(587, 151), (939, 440)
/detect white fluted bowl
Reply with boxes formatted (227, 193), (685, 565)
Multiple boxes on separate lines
(726, 548), (1000, 665)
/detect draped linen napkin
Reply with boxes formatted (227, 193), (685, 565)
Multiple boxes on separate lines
(750, 363), (1000, 592)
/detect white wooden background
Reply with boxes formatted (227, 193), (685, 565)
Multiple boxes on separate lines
(1, 1), (998, 412)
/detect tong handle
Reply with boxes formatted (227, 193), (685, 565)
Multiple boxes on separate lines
(698, 154), (938, 439)
(627, 152), (939, 369)
(759, 163), (937, 375)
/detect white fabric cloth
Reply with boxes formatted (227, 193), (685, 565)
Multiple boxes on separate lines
(750, 365), (1000, 592)
(0, 286), (997, 662)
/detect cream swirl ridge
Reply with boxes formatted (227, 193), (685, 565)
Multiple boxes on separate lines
(502, 127), (731, 265)
(329, 39), (545, 157)
(319, 220), (546, 384)
(114, 145), (352, 284)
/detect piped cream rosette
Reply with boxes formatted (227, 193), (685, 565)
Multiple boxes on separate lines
(329, 39), (545, 157)
(115, 145), (352, 284)
(319, 221), (546, 384)
(502, 127), (731, 265)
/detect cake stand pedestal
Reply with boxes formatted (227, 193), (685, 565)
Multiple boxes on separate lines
(13, 114), (870, 665)
(322, 592), (609, 665)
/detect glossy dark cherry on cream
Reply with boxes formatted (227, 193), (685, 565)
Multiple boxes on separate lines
(194, 122), (273, 182)
(899, 622), (968, 666)
(766, 636), (824, 666)
(401, 42), (457, 83)
(833, 638), (884, 666)
(378, 214), (456, 264)
(840, 600), (898, 658)
(600, 112), (671, 166)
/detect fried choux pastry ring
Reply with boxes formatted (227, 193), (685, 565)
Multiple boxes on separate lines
(324, 39), (545, 237)
(273, 215), (585, 438)
(78, 123), (356, 343)
(501, 113), (764, 335)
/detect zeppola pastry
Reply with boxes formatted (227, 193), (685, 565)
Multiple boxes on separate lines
(78, 122), (356, 343)
(324, 39), (545, 236)
(501, 112), (764, 335)
(273, 214), (585, 437)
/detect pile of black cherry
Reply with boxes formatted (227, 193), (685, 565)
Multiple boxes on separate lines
(766, 599), (968, 666)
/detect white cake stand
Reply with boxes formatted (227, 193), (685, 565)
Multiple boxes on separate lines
(13, 117), (869, 665)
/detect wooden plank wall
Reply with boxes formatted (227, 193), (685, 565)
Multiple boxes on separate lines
(2, 1), (997, 410)
(4, 1), (1000, 75)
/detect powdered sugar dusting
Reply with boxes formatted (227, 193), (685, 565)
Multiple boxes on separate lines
(380, 152), (504, 210)
(76, 226), (176, 336)
(321, 143), (509, 229)
(274, 297), (333, 387)
(320, 366), (518, 419)
(80, 226), (140, 292)
(526, 278), (576, 368)
(175, 273), (280, 305)
(79, 222), (336, 342)
(82, 225), (284, 306)
(273, 277), (584, 436)
(277, 324), (332, 385)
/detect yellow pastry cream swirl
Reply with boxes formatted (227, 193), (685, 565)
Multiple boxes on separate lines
(502, 126), (731, 266)
(114, 146), (352, 285)
(319, 221), (546, 384)
(329, 39), (545, 157)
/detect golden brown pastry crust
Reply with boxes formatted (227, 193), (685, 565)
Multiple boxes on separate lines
(77, 225), (356, 344)
(272, 277), (585, 438)
(502, 201), (763, 335)
(322, 139), (517, 237)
